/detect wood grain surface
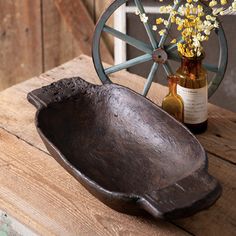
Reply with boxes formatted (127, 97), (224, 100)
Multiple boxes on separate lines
(53, 0), (113, 64)
(0, 55), (235, 235)
(0, 0), (112, 91)
(0, 127), (189, 236)
(42, 0), (82, 72)
(176, 153), (236, 236)
(0, 0), (42, 91)
(95, 0), (114, 55)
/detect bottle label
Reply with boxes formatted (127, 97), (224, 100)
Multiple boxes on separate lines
(177, 85), (208, 124)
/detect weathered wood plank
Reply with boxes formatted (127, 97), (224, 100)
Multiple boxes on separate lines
(0, 210), (38, 236)
(197, 105), (236, 164)
(0, 55), (235, 164)
(0, 115), (235, 236)
(0, 0), (42, 91)
(95, 0), (114, 56)
(42, 0), (82, 71)
(53, 0), (113, 64)
(0, 55), (162, 153)
(0, 127), (188, 236)
(84, 0), (95, 21)
(176, 153), (236, 236)
(0, 55), (235, 235)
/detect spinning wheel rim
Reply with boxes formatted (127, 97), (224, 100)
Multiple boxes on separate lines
(92, 0), (228, 98)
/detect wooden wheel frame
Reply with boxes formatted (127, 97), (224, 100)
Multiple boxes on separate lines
(92, 0), (228, 98)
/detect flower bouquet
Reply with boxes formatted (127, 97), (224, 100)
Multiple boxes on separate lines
(136, 0), (236, 133)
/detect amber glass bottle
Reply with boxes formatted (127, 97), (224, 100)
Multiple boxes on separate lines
(162, 75), (184, 123)
(176, 54), (208, 134)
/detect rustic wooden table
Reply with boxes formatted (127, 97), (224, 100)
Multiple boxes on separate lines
(0, 55), (235, 236)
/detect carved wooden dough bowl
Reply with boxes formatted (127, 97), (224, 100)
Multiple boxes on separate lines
(27, 77), (221, 220)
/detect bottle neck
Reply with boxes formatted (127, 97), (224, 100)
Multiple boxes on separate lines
(168, 79), (177, 95)
(180, 56), (203, 79)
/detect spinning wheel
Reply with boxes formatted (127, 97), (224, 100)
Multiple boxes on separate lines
(92, 0), (228, 98)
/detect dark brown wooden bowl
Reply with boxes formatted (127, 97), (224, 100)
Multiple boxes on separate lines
(27, 77), (221, 220)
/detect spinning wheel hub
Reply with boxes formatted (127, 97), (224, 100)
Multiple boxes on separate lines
(152, 48), (168, 64)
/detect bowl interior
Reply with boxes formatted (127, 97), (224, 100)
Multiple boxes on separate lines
(38, 86), (205, 195)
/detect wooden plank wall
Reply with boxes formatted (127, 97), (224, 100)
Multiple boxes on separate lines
(94, 1), (114, 55)
(0, 0), (42, 91)
(0, 0), (113, 91)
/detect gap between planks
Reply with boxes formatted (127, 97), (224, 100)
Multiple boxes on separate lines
(0, 53), (235, 234)
(0, 127), (190, 236)
(0, 126), (235, 236)
(0, 55), (235, 164)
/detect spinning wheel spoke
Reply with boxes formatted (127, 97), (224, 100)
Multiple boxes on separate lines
(168, 51), (181, 62)
(103, 25), (153, 54)
(142, 63), (159, 96)
(203, 63), (219, 73)
(163, 61), (173, 76)
(134, 0), (158, 49)
(105, 54), (152, 75)
(158, 1), (182, 48)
